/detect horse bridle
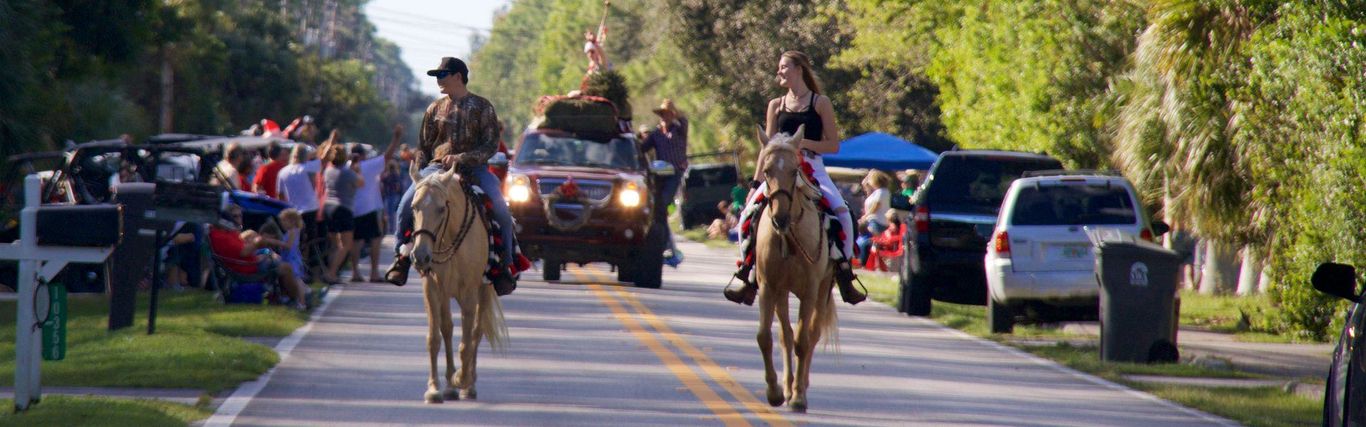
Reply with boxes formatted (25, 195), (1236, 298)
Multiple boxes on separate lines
(764, 159), (821, 264)
(411, 178), (481, 265)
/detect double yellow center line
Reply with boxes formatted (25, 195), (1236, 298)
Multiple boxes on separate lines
(573, 266), (791, 427)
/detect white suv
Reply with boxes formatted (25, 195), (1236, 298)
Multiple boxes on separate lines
(983, 171), (1167, 333)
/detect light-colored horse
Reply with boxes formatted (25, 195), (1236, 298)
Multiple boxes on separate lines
(753, 125), (838, 413)
(409, 168), (508, 404)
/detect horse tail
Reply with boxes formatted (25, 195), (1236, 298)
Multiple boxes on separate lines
(480, 284), (509, 352)
(818, 277), (840, 354)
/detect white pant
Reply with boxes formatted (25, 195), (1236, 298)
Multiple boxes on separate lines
(742, 154), (854, 260)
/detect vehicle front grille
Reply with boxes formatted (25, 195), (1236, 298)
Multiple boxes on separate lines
(537, 178), (613, 203)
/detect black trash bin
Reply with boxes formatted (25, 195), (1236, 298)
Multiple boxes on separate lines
(1093, 233), (1182, 363)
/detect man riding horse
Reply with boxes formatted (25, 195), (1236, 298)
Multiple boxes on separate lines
(386, 57), (518, 296)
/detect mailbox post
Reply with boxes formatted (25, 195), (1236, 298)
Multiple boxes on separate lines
(0, 175), (119, 412)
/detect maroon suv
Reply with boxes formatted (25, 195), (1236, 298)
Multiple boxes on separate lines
(505, 128), (674, 287)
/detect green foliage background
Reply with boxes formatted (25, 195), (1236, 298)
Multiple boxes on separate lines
(0, 0), (426, 171)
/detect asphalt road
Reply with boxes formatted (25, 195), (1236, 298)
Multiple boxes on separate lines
(209, 237), (1236, 426)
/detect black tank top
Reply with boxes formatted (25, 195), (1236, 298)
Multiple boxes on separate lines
(776, 92), (823, 143)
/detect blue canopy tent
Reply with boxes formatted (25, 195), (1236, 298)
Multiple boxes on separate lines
(823, 132), (938, 170)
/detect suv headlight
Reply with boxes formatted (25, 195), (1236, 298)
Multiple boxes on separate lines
(619, 181), (642, 207)
(507, 174), (532, 203)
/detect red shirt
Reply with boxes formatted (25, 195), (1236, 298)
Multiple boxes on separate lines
(252, 160), (288, 199)
(209, 227), (258, 275)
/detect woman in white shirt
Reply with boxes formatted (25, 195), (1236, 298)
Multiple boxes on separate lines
(856, 170), (893, 266)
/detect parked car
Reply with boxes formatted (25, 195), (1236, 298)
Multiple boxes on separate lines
(983, 171), (1168, 333)
(897, 150), (1064, 316)
(507, 97), (674, 288)
(677, 163), (739, 229)
(1312, 262), (1366, 426)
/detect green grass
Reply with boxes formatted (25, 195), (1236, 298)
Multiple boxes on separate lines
(863, 274), (1318, 426)
(0, 290), (305, 393)
(677, 227), (738, 249)
(0, 396), (210, 427)
(1127, 384), (1321, 427)
(1177, 290), (1308, 343)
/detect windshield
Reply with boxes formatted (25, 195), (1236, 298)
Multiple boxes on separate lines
(923, 155), (1063, 215)
(514, 134), (640, 170)
(1011, 184), (1137, 226)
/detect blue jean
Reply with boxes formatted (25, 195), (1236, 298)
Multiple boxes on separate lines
(655, 175), (681, 251)
(396, 164), (515, 263)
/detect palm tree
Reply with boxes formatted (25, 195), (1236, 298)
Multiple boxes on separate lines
(1111, 0), (1273, 294)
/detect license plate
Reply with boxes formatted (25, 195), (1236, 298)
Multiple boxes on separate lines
(1059, 245), (1089, 259)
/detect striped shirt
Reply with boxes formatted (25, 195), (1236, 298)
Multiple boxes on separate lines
(641, 117), (689, 171)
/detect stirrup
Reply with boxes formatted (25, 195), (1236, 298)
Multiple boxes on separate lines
(723, 271), (756, 306)
(385, 255), (410, 287)
(835, 262), (867, 305)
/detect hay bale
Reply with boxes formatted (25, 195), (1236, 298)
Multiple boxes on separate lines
(536, 96), (620, 134)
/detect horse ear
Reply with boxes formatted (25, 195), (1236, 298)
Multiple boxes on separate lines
(755, 125), (769, 146)
(408, 159), (422, 183)
(793, 124), (806, 144)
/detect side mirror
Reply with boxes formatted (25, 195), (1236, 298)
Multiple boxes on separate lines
(889, 193), (913, 211)
(1313, 262), (1360, 302)
(489, 152), (509, 168)
(649, 160), (675, 177)
(1151, 220), (1171, 237)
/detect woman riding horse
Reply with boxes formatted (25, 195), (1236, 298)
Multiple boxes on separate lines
(727, 50), (866, 306)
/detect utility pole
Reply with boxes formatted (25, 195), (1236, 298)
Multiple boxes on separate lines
(159, 45), (174, 133)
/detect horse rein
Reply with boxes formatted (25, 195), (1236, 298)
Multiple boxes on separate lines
(412, 180), (481, 265)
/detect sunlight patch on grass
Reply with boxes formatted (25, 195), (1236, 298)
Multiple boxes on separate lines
(0, 395), (210, 427)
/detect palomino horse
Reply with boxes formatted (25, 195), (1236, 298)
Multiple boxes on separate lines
(409, 167), (508, 403)
(753, 125), (838, 413)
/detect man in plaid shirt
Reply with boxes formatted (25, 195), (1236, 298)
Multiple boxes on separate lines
(641, 99), (689, 267)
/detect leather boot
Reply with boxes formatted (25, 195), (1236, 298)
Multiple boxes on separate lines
(834, 262), (866, 305)
(384, 255), (411, 287)
(724, 264), (757, 306)
(491, 267), (517, 296)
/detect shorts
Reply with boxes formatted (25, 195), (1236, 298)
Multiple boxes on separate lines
(324, 204), (355, 233)
(353, 211), (382, 240)
(302, 210), (326, 243)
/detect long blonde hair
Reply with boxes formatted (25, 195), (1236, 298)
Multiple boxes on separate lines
(782, 50), (822, 95)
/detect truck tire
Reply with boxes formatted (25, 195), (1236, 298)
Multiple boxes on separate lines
(988, 297), (1014, 333)
(630, 222), (667, 289)
(542, 258), (561, 282)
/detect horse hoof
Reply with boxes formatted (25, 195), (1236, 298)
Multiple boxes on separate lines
(766, 390), (784, 407)
(461, 388), (477, 400)
(789, 401), (807, 413)
(424, 390), (444, 404)
(442, 388), (460, 401)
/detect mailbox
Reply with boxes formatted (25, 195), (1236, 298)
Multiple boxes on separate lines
(35, 205), (123, 247)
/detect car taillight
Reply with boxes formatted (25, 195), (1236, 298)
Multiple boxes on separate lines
(1140, 228), (1154, 242)
(993, 230), (1011, 257)
(914, 205), (930, 233)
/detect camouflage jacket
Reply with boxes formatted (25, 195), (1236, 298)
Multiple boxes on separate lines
(416, 93), (500, 170)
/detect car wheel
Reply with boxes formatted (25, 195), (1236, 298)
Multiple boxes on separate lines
(542, 258), (561, 282)
(902, 271), (932, 316)
(988, 297), (1014, 334)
